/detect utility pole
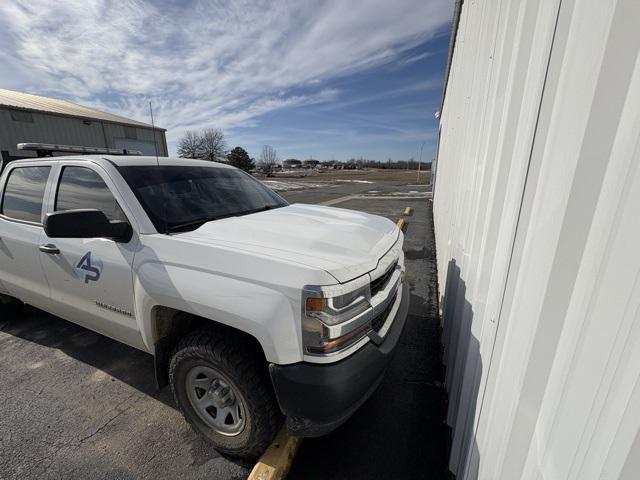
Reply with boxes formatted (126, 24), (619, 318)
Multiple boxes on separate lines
(417, 141), (425, 183)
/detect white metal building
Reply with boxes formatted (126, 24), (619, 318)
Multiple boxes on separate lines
(0, 89), (167, 160)
(433, 0), (640, 478)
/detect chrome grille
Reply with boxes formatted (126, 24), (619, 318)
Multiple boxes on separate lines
(370, 260), (397, 297)
(371, 290), (398, 332)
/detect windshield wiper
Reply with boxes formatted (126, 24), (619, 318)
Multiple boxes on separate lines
(167, 216), (219, 233)
(166, 204), (282, 233)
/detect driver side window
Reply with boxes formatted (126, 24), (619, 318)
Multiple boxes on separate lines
(56, 166), (127, 222)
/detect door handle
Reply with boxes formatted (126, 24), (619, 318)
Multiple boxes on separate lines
(39, 244), (60, 255)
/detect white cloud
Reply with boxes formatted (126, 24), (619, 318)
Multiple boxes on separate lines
(394, 51), (433, 69)
(0, 0), (451, 142)
(320, 78), (441, 111)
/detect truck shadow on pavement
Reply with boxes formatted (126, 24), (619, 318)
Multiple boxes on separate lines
(2, 306), (171, 405)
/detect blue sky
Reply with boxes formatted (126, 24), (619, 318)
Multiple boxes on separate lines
(0, 0), (452, 162)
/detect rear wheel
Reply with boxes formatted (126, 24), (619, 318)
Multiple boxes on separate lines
(169, 328), (280, 459)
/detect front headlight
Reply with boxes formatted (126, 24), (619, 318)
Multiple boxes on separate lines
(302, 277), (372, 355)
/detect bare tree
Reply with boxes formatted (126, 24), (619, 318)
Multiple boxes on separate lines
(198, 129), (227, 162)
(260, 145), (278, 177)
(177, 130), (202, 158)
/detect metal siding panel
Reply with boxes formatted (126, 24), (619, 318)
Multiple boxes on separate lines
(436, 0), (562, 475)
(101, 124), (168, 156)
(503, 2), (640, 478)
(103, 123), (124, 149)
(434, 0), (640, 478)
(0, 110), (145, 155)
(1, 109), (168, 157)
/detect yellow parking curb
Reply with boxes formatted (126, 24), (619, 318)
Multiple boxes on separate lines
(396, 218), (406, 231)
(247, 427), (301, 480)
(403, 207), (413, 216)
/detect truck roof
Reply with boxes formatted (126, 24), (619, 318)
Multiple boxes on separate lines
(8, 155), (234, 169)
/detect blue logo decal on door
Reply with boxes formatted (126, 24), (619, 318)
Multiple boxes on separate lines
(74, 252), (103, 283)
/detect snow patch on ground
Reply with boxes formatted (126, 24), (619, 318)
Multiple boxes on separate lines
(262, 180), (330, 191)
(335, 179), (375, 184)
(365, 191), (430, 197)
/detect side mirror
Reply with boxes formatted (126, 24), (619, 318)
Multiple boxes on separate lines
(44, 209), (132, 242)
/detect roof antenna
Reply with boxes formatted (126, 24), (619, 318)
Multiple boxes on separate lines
(149, 101), (169, 234)
(149, 101), (160, 162)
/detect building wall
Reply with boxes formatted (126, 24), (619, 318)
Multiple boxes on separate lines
(0, 108), (167, 157)
(433, 0), (640, 478)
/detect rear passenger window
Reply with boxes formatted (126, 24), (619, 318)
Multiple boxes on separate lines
(56, 166), (127, 222)
(1, 166), (51, 223)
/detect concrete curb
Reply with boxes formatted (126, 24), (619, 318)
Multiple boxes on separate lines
(247, 427), (300, 480)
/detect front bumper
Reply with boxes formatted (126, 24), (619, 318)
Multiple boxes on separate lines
(268, 283), (410, 437)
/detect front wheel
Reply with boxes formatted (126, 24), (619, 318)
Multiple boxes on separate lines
(169, 328), (280, 459)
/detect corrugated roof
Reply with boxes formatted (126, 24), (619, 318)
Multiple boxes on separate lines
(0, 88), (165, 130)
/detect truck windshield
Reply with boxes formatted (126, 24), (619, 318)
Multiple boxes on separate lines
(118, 165), (288, 233)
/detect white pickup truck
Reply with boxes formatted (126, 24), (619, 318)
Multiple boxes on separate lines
(0, 155), (408, 458)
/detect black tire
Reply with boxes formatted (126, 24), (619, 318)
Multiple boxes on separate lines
(169, 327), (281, 459)
(0, 294), (23, 317)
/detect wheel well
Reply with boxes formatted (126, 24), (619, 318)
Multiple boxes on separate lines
(0, 292), (19, 304)
(151, 306), (267, 388)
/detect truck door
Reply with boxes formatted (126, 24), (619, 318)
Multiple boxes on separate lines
(0, 164), (52, 308)
(39, 163), (145, 350)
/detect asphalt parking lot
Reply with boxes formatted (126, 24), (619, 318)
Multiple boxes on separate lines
(0, 178), (445, 480)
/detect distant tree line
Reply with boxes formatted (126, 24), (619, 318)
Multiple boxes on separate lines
(177, 130), (430, 173)
(337, 158), (432, 170)
(282, 158), (432, 170)
(177, 129), (256, 172)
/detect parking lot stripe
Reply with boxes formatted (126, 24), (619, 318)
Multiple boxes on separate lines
(321, 195), (428, 207)
(248, 427), (300, 480)
(319, 194), (358, 206)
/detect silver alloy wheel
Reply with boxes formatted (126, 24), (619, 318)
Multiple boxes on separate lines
(185, 365), (246, 436)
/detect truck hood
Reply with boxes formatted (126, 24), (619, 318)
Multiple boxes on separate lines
(177, 203), (399, 283)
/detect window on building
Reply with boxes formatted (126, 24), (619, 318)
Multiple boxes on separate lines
(55, 166), (127, 222)
(1, 166), (51, 223)
(9, 109), (34, 123)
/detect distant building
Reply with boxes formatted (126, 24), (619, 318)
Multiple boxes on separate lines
(0, 88), (168, 161)
(318, 161), (336, 169)
(302, 159), (320, 168)
(255, 161), (281, 173)
(282, 159), (302, 168)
